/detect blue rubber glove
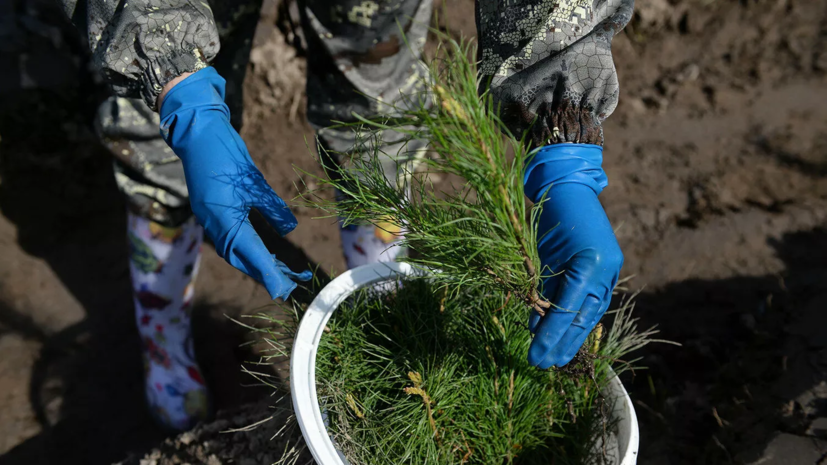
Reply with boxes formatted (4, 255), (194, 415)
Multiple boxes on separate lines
(159, 67), (311, 300)
(524, 144), (623, 369)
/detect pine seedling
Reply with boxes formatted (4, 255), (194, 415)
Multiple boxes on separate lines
(248, 278), (661, 464)
(298, 33), (552, 316)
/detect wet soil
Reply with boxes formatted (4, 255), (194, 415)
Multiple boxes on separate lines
(0, 0), (826, 464)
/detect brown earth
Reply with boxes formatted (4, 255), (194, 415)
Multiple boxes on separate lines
(1, 0), (826, 464)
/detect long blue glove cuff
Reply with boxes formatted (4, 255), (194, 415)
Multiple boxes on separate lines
(523, 144), (607, 203)
(160, 67), (227, 127)
(522, 143), (621, 369)
(159, 67), (299, 234)
(157, 67), (310, 301)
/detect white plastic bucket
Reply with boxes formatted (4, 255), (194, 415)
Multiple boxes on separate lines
(290, 262), (640, 464)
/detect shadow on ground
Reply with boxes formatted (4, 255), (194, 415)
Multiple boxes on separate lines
(623, 228), (827, 464)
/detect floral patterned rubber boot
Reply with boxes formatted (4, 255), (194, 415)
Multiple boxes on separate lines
(127, 212), (211, 431)
(339, 220), (406, 270)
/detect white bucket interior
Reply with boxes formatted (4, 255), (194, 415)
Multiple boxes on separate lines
(290, 262), (640, 465)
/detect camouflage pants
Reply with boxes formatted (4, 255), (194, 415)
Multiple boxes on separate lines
(97, 0), (431, 227)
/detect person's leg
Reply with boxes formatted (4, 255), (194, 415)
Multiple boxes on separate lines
(93, 0), (263, 430)
(127, 212), (209, 429)
(95, 95), (211, 430)
(337, 192), (408, 269)
(299, 0), (432, 269)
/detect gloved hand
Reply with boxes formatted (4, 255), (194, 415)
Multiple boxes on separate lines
(159, 67), (311, 300)
(524, 144), (623, 369)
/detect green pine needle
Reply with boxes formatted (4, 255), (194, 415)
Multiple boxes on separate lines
(297, 34), (551, 316)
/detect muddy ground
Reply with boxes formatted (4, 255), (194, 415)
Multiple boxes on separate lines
(1, 0), (826, 464)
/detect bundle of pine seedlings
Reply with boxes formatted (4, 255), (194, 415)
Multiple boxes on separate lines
(248, 35), (666, 464)
(313, 279), (652, 465)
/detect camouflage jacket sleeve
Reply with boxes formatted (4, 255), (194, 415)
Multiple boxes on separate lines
(59, 0), (220, 109)
(477, 0), (634, 147)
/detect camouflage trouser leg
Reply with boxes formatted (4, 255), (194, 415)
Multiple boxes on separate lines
(300, 0), (432, 185)
(95, 0), (262, 227)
